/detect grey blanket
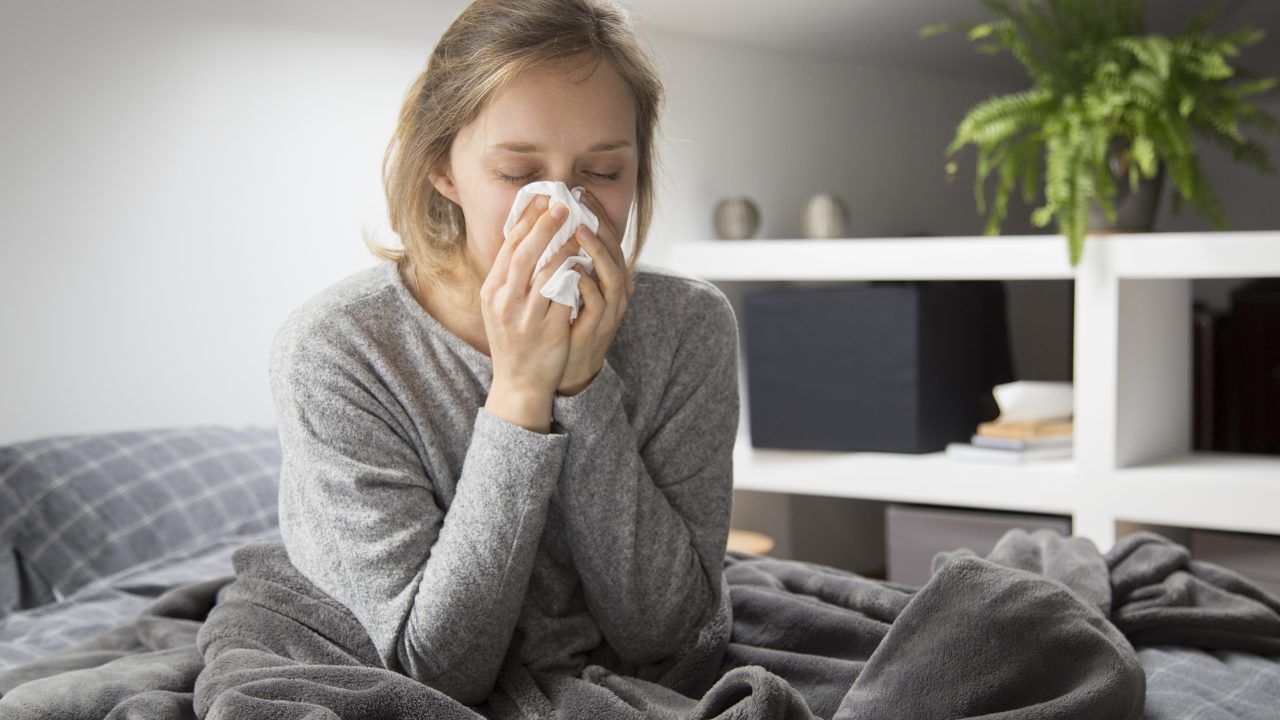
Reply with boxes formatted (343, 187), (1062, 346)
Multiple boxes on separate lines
(2, 530), (1278, 719)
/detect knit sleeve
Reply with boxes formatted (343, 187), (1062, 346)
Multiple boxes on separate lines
(550, 286), (739, 664)
(270, 323), (567, 705)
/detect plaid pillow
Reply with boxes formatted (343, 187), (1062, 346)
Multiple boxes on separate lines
(0, 426), (280, 617)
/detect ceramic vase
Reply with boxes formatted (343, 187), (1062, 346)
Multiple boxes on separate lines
(714, 197), (761, 239)
(802, 193), (849, 239)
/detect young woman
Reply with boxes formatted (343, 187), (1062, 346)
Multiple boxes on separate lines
(268, 0), (739, 706)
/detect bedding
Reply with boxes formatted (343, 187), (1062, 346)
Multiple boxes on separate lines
(0, 526), (281, 675)
(1, 426), (1278, 719)
(0, 426), (279, 618)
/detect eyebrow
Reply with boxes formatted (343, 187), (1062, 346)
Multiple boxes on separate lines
(491, 140), (633, 153)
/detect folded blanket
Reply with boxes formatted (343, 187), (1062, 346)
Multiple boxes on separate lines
(1, 530), (1278, 719)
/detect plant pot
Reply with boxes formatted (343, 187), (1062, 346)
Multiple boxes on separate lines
(1087, 160), (1165, 233)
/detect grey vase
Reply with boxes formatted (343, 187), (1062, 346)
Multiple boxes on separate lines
(714, 197), (760, 239)
(802, 193), (849, 239)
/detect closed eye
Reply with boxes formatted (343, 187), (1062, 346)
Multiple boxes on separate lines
(497, 171), (537, 185)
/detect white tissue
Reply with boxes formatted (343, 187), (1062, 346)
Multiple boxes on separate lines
(502, 180), (599, 322)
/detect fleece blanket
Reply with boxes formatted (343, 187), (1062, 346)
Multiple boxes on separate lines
(1, 530), (1278, 719)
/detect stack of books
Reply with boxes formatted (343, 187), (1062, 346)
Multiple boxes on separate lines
(946, 419), (1074, 464)
(945, 381), (1075, 464)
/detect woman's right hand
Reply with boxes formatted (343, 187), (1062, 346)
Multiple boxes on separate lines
(480, 195), (584, 433)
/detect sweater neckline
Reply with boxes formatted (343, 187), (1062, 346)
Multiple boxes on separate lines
(383, 261), (494, 372)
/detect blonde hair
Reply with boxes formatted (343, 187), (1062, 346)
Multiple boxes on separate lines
(371, 0), (664, 303)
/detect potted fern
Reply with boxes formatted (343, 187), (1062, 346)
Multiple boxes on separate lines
(924, 0), (1279, 265)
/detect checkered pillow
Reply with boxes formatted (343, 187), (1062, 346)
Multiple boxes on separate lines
(0, 426), (280, 617)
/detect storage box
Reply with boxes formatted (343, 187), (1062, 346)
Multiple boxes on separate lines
(885, 504), (1071, 587)
(1190, 529), (1280, 598)
(744, 282), (1013, 452)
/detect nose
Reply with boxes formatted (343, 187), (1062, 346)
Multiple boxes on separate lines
(546, 172), (575, 190)
(541, 160), (578, 190)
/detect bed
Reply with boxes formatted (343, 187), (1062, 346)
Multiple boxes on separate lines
(1, 426), (1277, 719)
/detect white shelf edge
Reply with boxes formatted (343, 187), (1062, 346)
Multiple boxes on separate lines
(673, 236), (1075, 281)
(1110, 453), (1280, 535)
(732, 441), (1077, 516)
(671, 230), (1280, 281)
(1090, 231), (1280, 278)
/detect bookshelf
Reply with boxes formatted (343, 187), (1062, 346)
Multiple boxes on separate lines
(672, 231), (1280, 551)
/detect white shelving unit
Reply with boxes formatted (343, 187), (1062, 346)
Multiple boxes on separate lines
(672, 231), (1280, 551)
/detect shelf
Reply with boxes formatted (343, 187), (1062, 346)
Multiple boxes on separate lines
(674, 236), (1075, 281)
(732, 444), (1280, 538)
(672, 230), (1280, 282)
(732, 439), (1076, 516)
(1090, 231), (1280, 278)
(693, 230), (1280, 549)
(1110, 453), (1280, 535)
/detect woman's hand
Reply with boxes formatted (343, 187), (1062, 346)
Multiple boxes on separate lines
(481, 196), (584, 431)
(557, 190), (635, 397)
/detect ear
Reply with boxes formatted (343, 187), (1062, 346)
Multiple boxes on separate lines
(429, 163), (460, 205)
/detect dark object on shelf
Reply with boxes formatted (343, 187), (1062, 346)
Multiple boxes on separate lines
(885, 504), (1071, 587)
(1192, 303), (1216, 451)
(1228, 279), (1280, 455)
(1195, 280), (1280, 455)
(744, 281), (1014, 453)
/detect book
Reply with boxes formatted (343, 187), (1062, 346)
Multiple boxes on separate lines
(970, 434), (1073, 451)
(946, 442), (1073, 464)
(975, 419), (1074, 441)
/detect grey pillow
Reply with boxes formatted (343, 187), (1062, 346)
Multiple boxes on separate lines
(0, 426), (281, 617)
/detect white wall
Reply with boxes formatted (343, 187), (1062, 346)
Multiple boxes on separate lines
(0, 1), (462, 442)
(645, 31), (1008, 255)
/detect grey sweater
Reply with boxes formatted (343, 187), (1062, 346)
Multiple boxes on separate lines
(269, 260), (739, 705)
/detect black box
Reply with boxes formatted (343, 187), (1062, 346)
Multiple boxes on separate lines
(744, 282), (1013, 453)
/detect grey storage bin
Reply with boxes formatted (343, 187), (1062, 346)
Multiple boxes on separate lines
(886, 504), (1071, 587)
(1190, 529), (1280, 598)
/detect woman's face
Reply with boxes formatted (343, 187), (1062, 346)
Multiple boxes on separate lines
(431, 54), (639, 289)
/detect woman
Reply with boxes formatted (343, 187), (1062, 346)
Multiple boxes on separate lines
(268, 0), (739, 707)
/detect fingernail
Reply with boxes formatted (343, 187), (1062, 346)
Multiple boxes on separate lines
(534, 195), (549, 210)
(550, 203), (568, 220)
(575, 226), (591, 240)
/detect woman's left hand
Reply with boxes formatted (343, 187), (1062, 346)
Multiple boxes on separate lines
(557, 191), (635, 397)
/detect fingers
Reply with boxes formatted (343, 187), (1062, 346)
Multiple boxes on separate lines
(509, 194), (550, 250)
(574, 225), (632, 309)
(581, 192), (625, 269)
(573, 265), (603, 322)
(508, 201), (570, 294)
(532, 237), (584, 292)
(489, 195), (549, 289)
(580, 191), (618, 246)
(546, 294), (573, 324)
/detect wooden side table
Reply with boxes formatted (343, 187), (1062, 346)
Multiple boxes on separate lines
(727, 529), (775, 556)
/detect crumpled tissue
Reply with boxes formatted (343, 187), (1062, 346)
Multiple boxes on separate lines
(502, 180), (599, 322)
